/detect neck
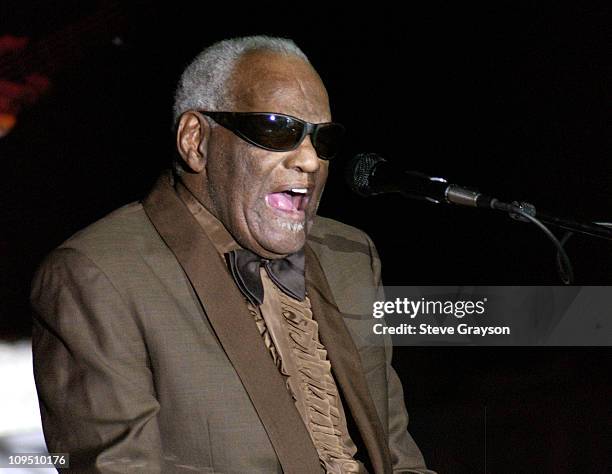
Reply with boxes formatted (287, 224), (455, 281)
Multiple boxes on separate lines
(177, 172), (218, 216)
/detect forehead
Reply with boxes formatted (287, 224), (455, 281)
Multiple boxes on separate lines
(228, 50), (331, 123)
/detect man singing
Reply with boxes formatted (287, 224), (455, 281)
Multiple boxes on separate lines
(31, 36), (433, 473)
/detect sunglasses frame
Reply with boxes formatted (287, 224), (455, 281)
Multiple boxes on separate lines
(197, 111), (344, 160)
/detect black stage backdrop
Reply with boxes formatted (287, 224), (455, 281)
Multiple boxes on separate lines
(0, 2), (610, 472)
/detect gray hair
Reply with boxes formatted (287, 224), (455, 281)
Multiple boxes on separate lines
(172, 35), (310, 126)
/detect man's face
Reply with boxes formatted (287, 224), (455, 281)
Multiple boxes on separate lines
(203, 51), (332, 258)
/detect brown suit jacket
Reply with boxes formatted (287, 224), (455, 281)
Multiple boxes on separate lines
(31, 172), (433, 473)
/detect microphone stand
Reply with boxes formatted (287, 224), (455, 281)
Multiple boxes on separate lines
(439, 183), (612, 241)
(474, 199), (612, 285)
(439, 184), (612, 284)
(529, 210), (612, 241)
(490, 200), (612, 241)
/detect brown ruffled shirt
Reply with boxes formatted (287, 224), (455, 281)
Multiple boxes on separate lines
(176, 181), (366, 474)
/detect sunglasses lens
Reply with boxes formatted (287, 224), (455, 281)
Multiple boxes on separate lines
(313, 123), (345, 159)
(210, 112), (345, 159)
(237, 114), (303, 150)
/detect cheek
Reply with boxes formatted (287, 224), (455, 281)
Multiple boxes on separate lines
(222, 149), (272, 216)
(312, 163), (329, 201)
(210, 142), (254, 191)
(318, 162), (330, 185)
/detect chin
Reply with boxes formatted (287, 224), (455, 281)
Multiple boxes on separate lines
(246, 213), (310, 256)
(263, 238), (306, 256)
(258, 229), (307, 256)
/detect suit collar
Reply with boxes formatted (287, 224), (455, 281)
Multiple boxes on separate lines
(143, 172), (322, 473)
(174, 179), (241, 256)
(305, 245), (392, 474)
(142, 171), (391, 473)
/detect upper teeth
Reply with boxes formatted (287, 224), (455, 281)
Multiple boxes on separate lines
(291, 188), (307, 194)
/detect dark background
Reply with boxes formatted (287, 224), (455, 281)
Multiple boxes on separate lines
(0, 1), (610, 472)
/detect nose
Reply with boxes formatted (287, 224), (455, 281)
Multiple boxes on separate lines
(284, 135), (321, 173)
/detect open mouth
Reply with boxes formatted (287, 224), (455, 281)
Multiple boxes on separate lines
(266, 187), (311, 216)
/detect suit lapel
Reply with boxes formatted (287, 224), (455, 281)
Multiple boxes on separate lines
(142, 173), (321, 473)
(305, 244), (392, 474)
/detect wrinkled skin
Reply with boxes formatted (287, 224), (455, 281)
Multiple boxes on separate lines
(177, 50), (331, 259)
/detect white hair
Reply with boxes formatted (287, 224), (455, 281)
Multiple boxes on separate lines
(172, 35), (310, 126)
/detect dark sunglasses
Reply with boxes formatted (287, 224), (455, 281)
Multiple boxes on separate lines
(198, 111), (345, 160)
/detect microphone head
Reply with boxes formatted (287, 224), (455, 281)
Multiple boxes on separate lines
(345, 152), (385, 197)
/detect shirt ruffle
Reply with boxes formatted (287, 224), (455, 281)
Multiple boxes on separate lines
(251, 271), (365, 474)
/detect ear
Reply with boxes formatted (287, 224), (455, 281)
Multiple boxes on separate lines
(176, 111), (210, 173)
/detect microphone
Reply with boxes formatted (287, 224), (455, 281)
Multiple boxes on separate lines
(346, 152), (495, 208)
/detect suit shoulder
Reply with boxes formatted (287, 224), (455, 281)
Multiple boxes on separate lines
(308, 216), (381, 322)
(309, 215), (374, 256)
(32, 201), (173, 301)
(56, 201), (159, 262)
